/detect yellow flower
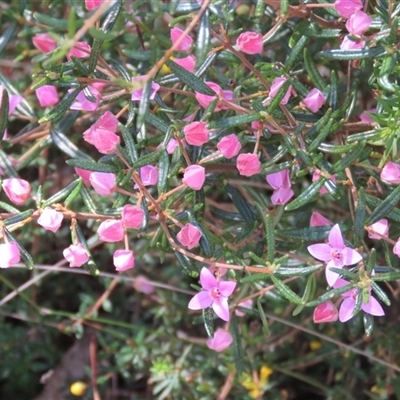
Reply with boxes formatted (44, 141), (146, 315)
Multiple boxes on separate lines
(161, 56), (174, 74)
(70, 381), (88, 396)
(241, 366), (273, 399)
(309, 340), (322, 351)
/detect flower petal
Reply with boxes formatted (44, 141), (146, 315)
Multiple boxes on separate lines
(325, 261), (341, 286)
(307, 243), (332, 262)
(199, 267), (218, 290)
(341, 247), (362, 266)
(188, 291), (213, 310)
(219, 281), (237, 297)
(212, 297), (230, 321)
(328, 224), (344, 249)
(361, 296), (385, 317)
(339, 297), (356, 322)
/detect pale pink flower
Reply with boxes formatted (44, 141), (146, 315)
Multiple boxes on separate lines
(367, 219), (389, 240)
(85, 128), (120, 154)
(313, 301), (339, 323)
(89, 172), (117, 196)
(113, 249), (135, 271)
(310, 212), (333, 227)
(346, 11), (372, 35)
(75, 168), (91, 185)
(236, 31), (263, 54)
(183, 165), (205, 190)
(2, 178), (31, 205)
(66, 42), (91, 60)
(359, 108), (376, 123)
(70, 86), (101, 111)
(393, 238), (400, 257)
(170, 27), (193, 51)
(85, 0), (103, 10)
(133, 275), (155, 294)
(84, 111), (119, 139)
(97, 219), (124, 242)
(37, 207), (63, 233)
(32, 33), (57, 53)
(177, 223), (202, 249)
(63, 243), (89, 268)
(166, 138), (179, 154)
(134, 165), (158, 188)
(35, 85), (59, 107)
(207, 328), (233, 352)
(0, 86), (22, 115)
(269, 77), (293, 105)
(236, 153), (261, 177)
(235, 298), (253, 317)
(217, 134), (241, 159)
(333, 278), (384, 322)
(312, 171), (336, 195)
(121, 204), (144, 229)
(380, 162), (400, 184)
(188, 267), (237, 321)
(131, 75), (160, 101)
(173, 55), (196, 73)
(334, 0), (363, 18)
(340, 36), (365, 50)
(266, 169), (294, 205)
(303, 88), (326, 113)
(184, 121), (210, 146)
(0, 242), (21, 268)
(195, 82), (233, 112)
(307, 224), (363, 286)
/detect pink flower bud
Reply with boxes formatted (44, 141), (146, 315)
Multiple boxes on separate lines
(63, 243), (89, 268)
(0, 86), (22, 115)
(97, 220), (124, 242)
(236, 31), (263, 55)
(235, 298), (253, 317)
(303, 88), (326, 113)
(206, 328), (233, 352)
(113, 249), (135, 271)
(195, 82), (233, 112)
(134, 165), (158, 189)
(269, 77), (293, 105)
(182, 165), (205, 190)
(346, 11), (372, 35)
(66, 42), (91, 60)
(122, 205), (144, 229)
(32, 33), (57, 53)
(133, 275), (155, 294)
(75, 168), (91, 185)
(340, 36), (365, 50)
(177, 223), (202, 249)
(131, 76), (160, 101)
(236, 153), (261, 177)
(359, 108), (376, 123)
(170, 27), (193, 51)
(217, 134), (241, 159)
(84, 128), (120, 154)
(310, 212), (333, 227)
(173, 55), (196, 73)
(380, 162), (400, 184)
(0, 242), (21, 268)
(183, 121), (210, 146)
(35, 85), (59, 107)
(393, 238), (400, 257)
(313, 301), (339, 323)
(2, 178), (31, 205)
(334, 0), (363, 18)
(266, 169), (294, 205)
(37, 207), (64, 233)
(96, 111), (119, 132)
(166, 138), (179, 154)
(85, 0), (103, 10)
(70, 86), (101, 111)
(89, 172), (117, 196)
(367, 219), (389, 240)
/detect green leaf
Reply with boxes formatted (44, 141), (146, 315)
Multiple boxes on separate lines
(230, 315), (245, 376)
(370, 281), (390, 306)
(306, 283), (354, 307)
(270, 275), (304, 305)
(4, 228), (34, 270)
(319, 47), (385, 60)
(226, 183), (255, 223)
(0, 23), (17, 55)
(208, 112), (261, 129)
(257, 297), (270, 336)
(3, 209), (34, 226)
(292, 273), (316, 316)
(285, 35), (308, 72)
(366, 185), (400, 225)
(303, 48), (326, 91)
(144, 112), (170, 133)
(332, 141), (368, 173)
(202, 307), (214, 338)
(79, 184), (97, 213)
(353, 187), (366, 247)
(136, 78), (154, 130)
(0, 86), (9, 137)
(66, 159), (119, 173)
(241, 273), (270, 284)
(195, 9), (210, 67)
(274, 264), (322, 277)
(64, 179), (83, 207)
(277, 225), (332, 241)
(284, 179), (326, 211)
(42, 178), (82, 208)
(365, 194), (400, 222)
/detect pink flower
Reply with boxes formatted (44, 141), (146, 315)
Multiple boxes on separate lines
(188, 267), (237, 321)
(121, 205), (144, 229)
(89, 172), (117, 196)
(393, 238), (400, 257)
(166, 138), (179, 154)
(217, 134), (241, 159)
(84, 127), (120, 154)
(37, 207), (63, 233)
(63, 243), (89, 268)
(170, 27), (193, 51)
(32, 33), (57, 53)
(310, 212), (333, 227)
(334, 0), (363, 18)
(313, 301), (339, 323)
(177, 223), (202, 249)
(236, 31), (263, 55)
(346, 11), (372, 35)
(0, 86), (22, 115)
(206, 328), (233, 352)
(66, 42), (91, 60)
(35, 85), (59, 107)
(333, 278), (384, 322)
(173, 55), (196, 73)
(312, 171), (336, 195)
(269, 77), (293, 105)
(182, 165), (205, 190)
(380, 162), (400, 184)
(340, 36), (365, 50)
(75, 168), (91, 185)
(266, 169), (294, 205)
(359, 108), (376, 123)
(85, 0), (103, 10)
(184, 121), (210, 146)
(97, 220), (124, 242)
(2, 178), (31, 205)
(235, 298), (253, 317)
(303, 88), (326, 113)
(195, 82), (233, 112)
(134, 165), (158, 188)
(367, 219), (389, 240)
(307, 224), (363, 286)
(131, 75), (160, 101)
(236, 153), (261, 177)
(113, 249), (135, 271)
(0, 242), (21, 268)
(70, 86), (101, 111)
(133, 275), (155, 294)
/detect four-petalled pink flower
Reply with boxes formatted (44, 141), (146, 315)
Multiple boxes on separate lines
(266, 169), (294, 205)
